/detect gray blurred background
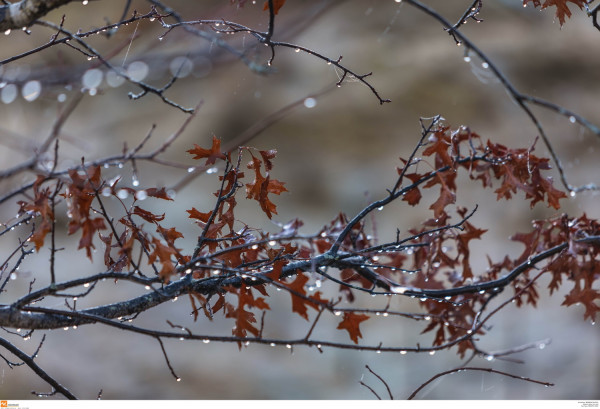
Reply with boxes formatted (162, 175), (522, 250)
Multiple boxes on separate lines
(0, 0), (599, 400)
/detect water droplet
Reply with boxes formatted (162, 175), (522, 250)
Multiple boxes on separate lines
(424, 316), (431, 321)
(4, 29), (11, 35)
(390, 285), (407, 294)
(538, 343), (546, 350)
(286, 344), (292, 349)
(569, 116), (576, 124)
(394, 0), (402, 3)
(117, 189), (129, 199)
(187, 167), (195, 173)
(569, 191), (576, 198)
(82, 0), (89, 5)
(127, 61), (149, 82)
(106, 70), (125, 87)
(83, 283), (90, 288)
(135, 190), (147, 200)
(334, 311), (342, 316)
(176, 377), (181, 382)
(481, 62), (489, 69)
(429, 350), (435, 355)
(206, 167), (218, 174)
(268, 240), (276, 246)
(145, 285), (151, 290)
(82, 68), (103, 90)
(377, 206), (384, 211)
(2, 84), (18, 104)
(303, 97), (316, 108)
(485, 355), (494, 361)
(63, 327), (69, 331)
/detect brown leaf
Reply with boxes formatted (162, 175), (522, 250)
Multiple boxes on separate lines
(336, 312), (370, 344)
(187, 135), (226, 165)
(133, 206), (165, 223)
(263, 0), (286, 14)
(523, 0), (586, 26)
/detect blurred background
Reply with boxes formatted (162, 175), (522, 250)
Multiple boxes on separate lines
(0, 0), (599, 400)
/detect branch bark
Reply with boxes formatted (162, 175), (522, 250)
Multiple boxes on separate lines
(0, 0), (74, 31)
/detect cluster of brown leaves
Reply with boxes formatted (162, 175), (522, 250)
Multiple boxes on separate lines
(15, 125), (599, 349)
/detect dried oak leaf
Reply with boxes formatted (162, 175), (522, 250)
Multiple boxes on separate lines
(263, 0), (286, 14)
(286, 273), (323, 320)
(145, 187), (174, 201)
(246, 155), (288, 219)
(523, 0), (587, 26)
(225, 284), (270, 348)
(562, 285), (600, 321)
(336, 312), (370, 344)
(187, 135), (226, 165)
(133, 206), (165, 223)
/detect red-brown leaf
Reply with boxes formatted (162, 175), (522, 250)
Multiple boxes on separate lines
(336, 312), (370, 344)
(263, 0), (286, 14)
(187, 135), (226, 165)
(523, 0), (586, 25)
